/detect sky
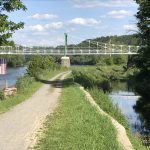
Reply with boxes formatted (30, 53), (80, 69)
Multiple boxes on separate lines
(7, 0), (138, 46)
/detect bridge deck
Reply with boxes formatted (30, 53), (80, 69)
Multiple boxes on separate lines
(0, 46), (139, 55)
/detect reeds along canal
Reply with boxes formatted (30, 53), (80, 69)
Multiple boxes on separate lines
(109, 81), (150, 146)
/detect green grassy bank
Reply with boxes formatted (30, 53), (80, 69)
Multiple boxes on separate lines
(89, 88), (146, 150)
(72, 66), (147, 150)
(35, 77), (122, 150)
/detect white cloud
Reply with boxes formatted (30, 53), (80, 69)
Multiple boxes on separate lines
(73, 0), (101, 8)
(28, 25), (46, 32)
(28, 13), (58, 20)
(45, 22), (63, 29)
(108, 10), (133, 19)
(123, 24), (137, 32)
(32, 32), (49, 36)
(27, 22), (63, 32)
(73, 0), (137, 8)
(69, 17), (101, 26)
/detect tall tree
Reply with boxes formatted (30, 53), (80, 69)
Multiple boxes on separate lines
(135, 0), (150, 71)
(135, 0), (150, 99)
(0, 0), (27, 46)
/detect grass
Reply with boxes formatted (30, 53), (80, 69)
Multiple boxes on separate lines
(71, 66), (147, 150)
(89, 88), (129, 129)
(35, 77), (122, 150)
(0, 70), (63, 113)
(89, 87), (147, 150)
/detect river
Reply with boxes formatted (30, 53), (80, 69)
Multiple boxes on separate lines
(0, 67), (26, 89)
(109, 81), (150, 146)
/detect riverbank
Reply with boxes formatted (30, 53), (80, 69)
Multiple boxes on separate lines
(72, 66), (147, 149)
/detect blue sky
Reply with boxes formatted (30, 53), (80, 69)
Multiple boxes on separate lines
(8, 0), (138, 46)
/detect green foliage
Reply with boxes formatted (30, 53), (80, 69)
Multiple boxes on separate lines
(72, 69), (104, 88)
(0, 91), (5, 101)
(89, 88), (147, 150)
(70, 55), (128, 66)
(134, 0), (150, 99)
(16, 75), (34, 91)
(96, 55), (127, 66)
(0, 0), (27, 45)
(27, 55), (58, 78)
(79, 34), (140, 47)
(135, 71), (150, 99)
(113, 55), (127, 65)
(7, 55), (26, 67)
(135, 0), (150, 71)
(72, 67), (146, 149)
(105, 56), (113, 65)
(89, 88), (129, 129)
(72, 66), (129, 92)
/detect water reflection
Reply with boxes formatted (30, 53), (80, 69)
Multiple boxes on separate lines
(109, 81), (150, 146)
(134, 97), (150, 146)
(0, 67), (26, 89)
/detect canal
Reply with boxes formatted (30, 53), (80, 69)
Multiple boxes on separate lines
(109, 81), (150, 146)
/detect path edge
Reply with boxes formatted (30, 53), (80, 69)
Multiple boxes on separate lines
(79, 86), (134, 150)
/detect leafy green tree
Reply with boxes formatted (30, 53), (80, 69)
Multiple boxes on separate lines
(135, 0), (150, 71)
(135, 0), (150, 99)
(7, 55), (26, 67)
(113, 55), (127, 65)
(27, 55), (58, 78)
(0, 0), (27, 46)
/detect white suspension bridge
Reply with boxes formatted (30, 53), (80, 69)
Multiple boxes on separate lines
(0, 34), (139, 56)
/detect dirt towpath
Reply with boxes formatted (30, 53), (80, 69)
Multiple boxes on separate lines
(0, 71), (70, 150)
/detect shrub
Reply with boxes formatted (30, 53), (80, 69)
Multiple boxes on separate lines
(27, 55), (58, 78)
(0, 90), (5, 100)
(16, 75), (34, 91)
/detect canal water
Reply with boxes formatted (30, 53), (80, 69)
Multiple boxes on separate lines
(109, 81), (150, 145)
(0, 67), (26, 89)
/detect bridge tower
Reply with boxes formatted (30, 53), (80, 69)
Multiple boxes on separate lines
(61, 33), (70, 67)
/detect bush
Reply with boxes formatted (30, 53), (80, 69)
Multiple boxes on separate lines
(0, 90), (5, 100)
(96, 56), (113, 66)
(72, 69), (111, 91)
(113, 55), (127, 65)
(27, 55), (58, 78)
(16, 75), (34, 91)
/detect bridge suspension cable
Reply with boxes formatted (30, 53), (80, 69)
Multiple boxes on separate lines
(0, 34), (139, 55)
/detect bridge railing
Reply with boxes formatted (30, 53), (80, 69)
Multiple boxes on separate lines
(0, 45), (139, 55)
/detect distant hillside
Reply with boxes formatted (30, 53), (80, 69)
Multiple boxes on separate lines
(78, 34), (140, 47)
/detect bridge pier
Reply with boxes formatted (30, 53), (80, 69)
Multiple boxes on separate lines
(61, 56), (70, 67)
(61, 33), (70, 67)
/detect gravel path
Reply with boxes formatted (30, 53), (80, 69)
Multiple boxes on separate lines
(0, 72), (70, 150)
